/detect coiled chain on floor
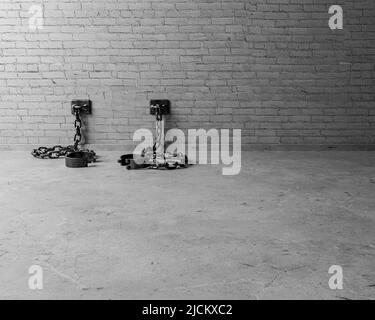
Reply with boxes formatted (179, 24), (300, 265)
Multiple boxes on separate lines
(31, 108), (96, 161)
(31, 145), (76, 159)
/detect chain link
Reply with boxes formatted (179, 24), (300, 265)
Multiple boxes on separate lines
(152, 110), (164, 164)
(73, 108), (82, 150)
(31, 107), (96, 162)
(154, 119), (162, 153)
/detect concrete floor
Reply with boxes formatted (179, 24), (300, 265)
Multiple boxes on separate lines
(0, 151), (374, 300)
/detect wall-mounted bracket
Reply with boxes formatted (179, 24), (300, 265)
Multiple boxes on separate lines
(150, 100), (170, 116)
(71, 100), (92, 115)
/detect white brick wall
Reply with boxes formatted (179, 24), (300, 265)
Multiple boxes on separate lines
(0, 0), (374, 149)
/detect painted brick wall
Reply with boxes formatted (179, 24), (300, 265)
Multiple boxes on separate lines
(0, 0), (374, 149)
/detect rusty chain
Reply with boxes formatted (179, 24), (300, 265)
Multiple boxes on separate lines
(31, 108), (96, 162)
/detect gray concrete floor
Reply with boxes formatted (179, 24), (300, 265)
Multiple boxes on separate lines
(0, 151), (374, 300)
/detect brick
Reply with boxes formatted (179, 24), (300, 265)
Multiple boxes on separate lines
(0, 0), (372, 148)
